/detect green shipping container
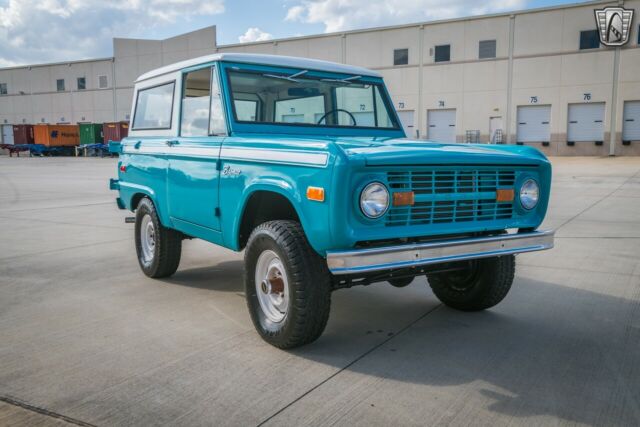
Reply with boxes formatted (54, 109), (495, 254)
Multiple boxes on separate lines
(79, 123), (104, 145)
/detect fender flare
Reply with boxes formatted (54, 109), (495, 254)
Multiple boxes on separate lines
(120, 182), (171, 227)
(229, 179), (309, 250)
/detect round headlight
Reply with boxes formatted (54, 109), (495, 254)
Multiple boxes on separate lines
(519, 179), (539, 210)
(360, 182), (389, 218)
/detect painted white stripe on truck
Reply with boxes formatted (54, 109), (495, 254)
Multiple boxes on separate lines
(122, 145), (328, 167)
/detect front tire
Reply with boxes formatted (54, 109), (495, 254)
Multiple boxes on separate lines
(135, 197), (182, 278)
(244, 220), (331, 349)
(426, 255), (515, 311)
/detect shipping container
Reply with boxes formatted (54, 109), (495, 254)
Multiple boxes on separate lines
(34, 124), (80, 147)
(79, 123), (104, 145)
(102, 121), (129, 142)
(12, 125), (35, 144)
(2, 124), (14, 145)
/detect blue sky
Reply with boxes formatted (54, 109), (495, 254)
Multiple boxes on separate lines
(0, 0), (590, 67)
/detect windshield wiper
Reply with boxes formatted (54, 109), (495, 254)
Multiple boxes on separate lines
(262, 70), (309, 83)
(320, 75), (362, 85)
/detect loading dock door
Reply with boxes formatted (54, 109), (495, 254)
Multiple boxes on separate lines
(567, 103), (605, 142)
(427, 109), (456, 143)
(1, 124), (13, 145)
(622, 101), (640, 141)
(516, 105), (551, 143)
(397, 110), (415, 138)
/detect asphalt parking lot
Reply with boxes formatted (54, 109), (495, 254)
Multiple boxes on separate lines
(1, 155), (639, 426)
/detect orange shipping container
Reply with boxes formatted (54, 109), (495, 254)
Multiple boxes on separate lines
(34, 124), (80, 147)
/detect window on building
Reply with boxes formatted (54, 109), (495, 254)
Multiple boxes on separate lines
(0, 83), (7, 95)
(393, 48), (409, 66)
(77, 77), (86, 90)
(132, 81), (175, 130)
(638, 25), (640, 44)
(98, 75), (108, 89)
(56, 79), (65, 92)
(580, 30), (600, 49)
(479, 40), (496, 59)
(434, 44), (450, 62)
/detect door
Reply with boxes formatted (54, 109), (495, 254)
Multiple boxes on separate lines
(622, 101), (640, 141)
(397, 110), (415, 138)
(427, 109), (456, 142)
(2, 124), (14, 144)
(489, 116), (503, 143)
(517, 106), (551, 143)
(167, 65), (225, 232)
(567, 103), (605, 142)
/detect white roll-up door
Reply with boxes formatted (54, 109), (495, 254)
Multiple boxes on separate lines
(622, 101), (640, 141)
(427, 109), (456, 143)
(1, 124), (13, 145)
(397, 110), (415, 138)
(567, 103), (605, 142)
(516, 105), (551, 143)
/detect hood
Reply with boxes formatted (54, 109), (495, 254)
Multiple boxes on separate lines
(332, 137), (548, 166)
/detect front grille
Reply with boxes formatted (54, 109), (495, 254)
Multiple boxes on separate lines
(386, 169), (516, 226)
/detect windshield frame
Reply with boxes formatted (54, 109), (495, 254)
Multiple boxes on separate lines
(219, 61), (404, 137)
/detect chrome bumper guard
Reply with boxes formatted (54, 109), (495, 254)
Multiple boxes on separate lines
(326, 230), (554, 275)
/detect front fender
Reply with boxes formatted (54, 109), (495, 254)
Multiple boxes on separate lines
(224, 175), (332, 255)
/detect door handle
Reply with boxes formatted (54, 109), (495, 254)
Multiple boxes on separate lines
(165, 140), (178, 147)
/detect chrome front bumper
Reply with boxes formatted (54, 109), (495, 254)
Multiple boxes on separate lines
(326, 230), (554, 275)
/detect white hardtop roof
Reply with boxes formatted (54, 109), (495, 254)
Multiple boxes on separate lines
(136, 53), (382, 82)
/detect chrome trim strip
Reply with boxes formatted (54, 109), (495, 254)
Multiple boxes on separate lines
(122, 146), (328, 166)
(326, 230), (555, 275)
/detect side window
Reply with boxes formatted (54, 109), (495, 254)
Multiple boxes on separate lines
(132, 81), (175, 130)
(181, 68), (211, 136)
(234, 99), (258, 121)
(209, 66), (226, 135)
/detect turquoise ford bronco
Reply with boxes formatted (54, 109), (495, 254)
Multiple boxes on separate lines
(109, 53), (554, 348)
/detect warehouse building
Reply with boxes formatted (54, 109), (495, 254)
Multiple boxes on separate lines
(1, 0), (639, 155)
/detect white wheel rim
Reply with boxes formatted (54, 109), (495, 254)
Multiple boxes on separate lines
(255, 250), (289, 323)
(140, 214), (155, 264)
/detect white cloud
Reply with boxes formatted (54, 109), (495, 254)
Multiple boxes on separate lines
(285, 0), (528, 32)
(239, 27), (273, 43)
(0, 0), (225, 66)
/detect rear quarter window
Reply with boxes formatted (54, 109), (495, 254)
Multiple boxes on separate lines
(132, 82), (175, 130)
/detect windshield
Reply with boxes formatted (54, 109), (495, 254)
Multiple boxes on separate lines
(226, 68), (400, 129)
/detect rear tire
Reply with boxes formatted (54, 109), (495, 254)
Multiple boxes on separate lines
(135, 197), (182, 278)
(244, 220), (331, 349)
(388, 277), (414, 288)
(427, 255), (515, 311)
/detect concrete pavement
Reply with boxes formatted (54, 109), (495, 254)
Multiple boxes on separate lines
(0, 156), (639, 426)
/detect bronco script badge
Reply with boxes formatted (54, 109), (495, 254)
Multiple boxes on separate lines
(594, 7), (634, 46)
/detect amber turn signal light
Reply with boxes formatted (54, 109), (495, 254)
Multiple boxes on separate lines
(496, 189), (515, 202)
(392, 191), (415, 206)
(306, 186), (325, 202)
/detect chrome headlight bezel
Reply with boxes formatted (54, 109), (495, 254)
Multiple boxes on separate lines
(519, 178), (540, 210)
(360, 182), (390, 219)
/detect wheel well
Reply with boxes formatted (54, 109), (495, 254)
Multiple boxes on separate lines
(239, 191), (300, 249)
(131, 193), (147, 210)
